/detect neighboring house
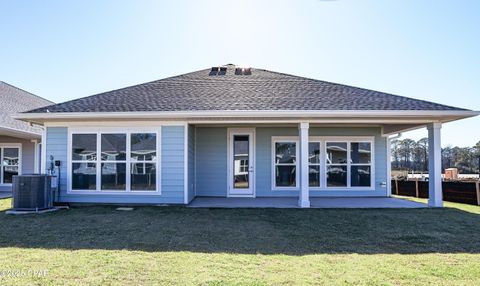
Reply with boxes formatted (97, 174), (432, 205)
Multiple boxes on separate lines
(0, 81), (54, 191)
(18, 65), (478, 207)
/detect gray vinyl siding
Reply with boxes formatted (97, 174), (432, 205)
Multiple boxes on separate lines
(0, 135), (37, 191)
(44, 125), (185, 204)
(195, 127), (227, 197)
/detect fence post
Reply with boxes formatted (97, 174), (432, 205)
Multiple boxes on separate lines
(476, 181), (480, 206)
(415, 178), (419, 198)
(395, 178), (399, 195)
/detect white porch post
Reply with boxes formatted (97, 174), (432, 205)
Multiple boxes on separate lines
(299, 122), (310, 208)
(428, 122), (443, 207)
(41, 128), (47, 174)
(31, 139), (39, 174)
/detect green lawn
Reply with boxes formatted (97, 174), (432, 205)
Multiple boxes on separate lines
(0, 198), (479, 285)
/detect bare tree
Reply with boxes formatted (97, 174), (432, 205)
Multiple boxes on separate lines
(398, 139), (416, 171)
(417, 137), (428, 172)
(392, 139), (479, 174)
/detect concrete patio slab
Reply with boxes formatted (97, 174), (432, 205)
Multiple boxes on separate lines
(310, 197), (426, 208)
(188, 197), (427, 209)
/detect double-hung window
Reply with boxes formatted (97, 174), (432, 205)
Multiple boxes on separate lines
(272, 137), (373, 190)
(70, 130), (159, 192)
(0, 145), (21, 185)
(308, 142), (321, 187)
(326, 140), (373, 188)
(326, 142), (348, 187)
(273, 138), (298, 189)
(130, 133), (157, 191)
(349, 142), (372, 187)
(101, 134), (127, 190)
(72, 134), (97, 190)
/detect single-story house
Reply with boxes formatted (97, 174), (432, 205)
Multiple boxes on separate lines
(18, 65), (479, 207)
(0, 81), (54, 191)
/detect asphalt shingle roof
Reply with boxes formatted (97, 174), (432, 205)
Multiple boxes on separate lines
(0, 81), (53, 134)
(25, 65), (466, 113)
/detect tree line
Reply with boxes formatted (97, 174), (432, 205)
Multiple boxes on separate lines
(391, 138), (480, 174)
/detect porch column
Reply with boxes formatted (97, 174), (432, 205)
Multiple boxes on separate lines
(428, 123), (443, 207)
(299, 122), (310, 208)
(32, 139), (40, 174)
(41, 128), (47, 174)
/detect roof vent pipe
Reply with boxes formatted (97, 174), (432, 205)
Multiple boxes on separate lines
(209, 67), (219, 76)
(234, 67), (252, 75)
(218, 67), (227, 75)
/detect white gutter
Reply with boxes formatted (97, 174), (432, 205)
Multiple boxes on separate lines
(14, 110), (480, 121)
(0, 126), (42, 138)
(388, 133), (403, 141)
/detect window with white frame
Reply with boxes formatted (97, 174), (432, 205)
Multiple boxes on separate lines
(326, 141), (372, 188)
(273, 139), (298, 188)
(272, 137), (374, 190)
(308, 142), (321, 187)
(101, 134), (127, 190)
(72, 134), (98, 190)
(349, 142), (372, 187)
(325, 142), (348, 187)
(71, 131), (158, 192)
(130, 133), (157, 191)
(0, 146), (20, 185)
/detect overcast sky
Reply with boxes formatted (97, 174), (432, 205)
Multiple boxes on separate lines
(1, 0), (478, 147)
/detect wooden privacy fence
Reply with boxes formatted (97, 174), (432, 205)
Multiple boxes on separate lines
(392, 179), (480, 206)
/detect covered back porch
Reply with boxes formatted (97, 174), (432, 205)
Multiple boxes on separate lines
(189, 120), (444, 208)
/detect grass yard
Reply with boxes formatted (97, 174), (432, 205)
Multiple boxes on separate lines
(0, 198), (479, 285)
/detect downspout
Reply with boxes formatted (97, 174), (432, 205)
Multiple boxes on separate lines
(386, 133), (402, 197)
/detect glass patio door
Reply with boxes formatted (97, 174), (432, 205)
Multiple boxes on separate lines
(228, 129), (255, 197)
